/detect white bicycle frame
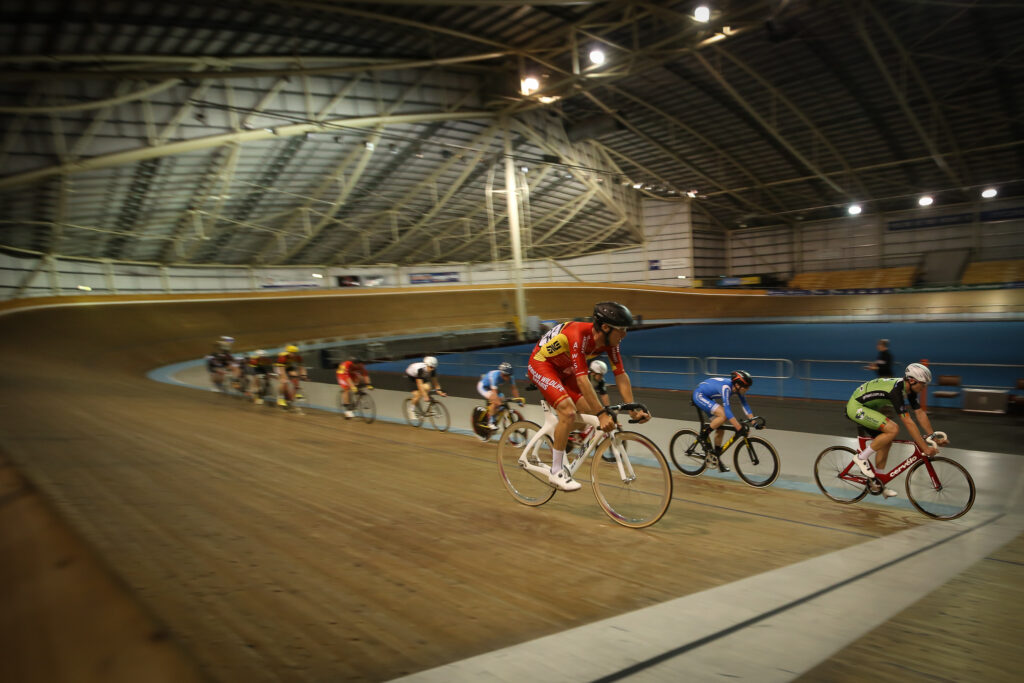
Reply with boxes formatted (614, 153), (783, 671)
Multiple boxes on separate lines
(518, 401), (638, 484)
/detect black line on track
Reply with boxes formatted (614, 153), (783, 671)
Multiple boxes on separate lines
(591, 513), (1006, 682)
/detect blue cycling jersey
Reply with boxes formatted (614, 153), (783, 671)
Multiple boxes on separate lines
(480, 369), (512, 391)
(694, 377), (752, 420)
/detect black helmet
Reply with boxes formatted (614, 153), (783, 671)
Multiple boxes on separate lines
(731, 370), (753, 388)
(593, 301), (634, 328)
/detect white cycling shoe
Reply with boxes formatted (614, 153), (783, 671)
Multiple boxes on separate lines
(548, 468), (582, 492)
(882, 488), (899, 498)
(852, 456), (875, 478)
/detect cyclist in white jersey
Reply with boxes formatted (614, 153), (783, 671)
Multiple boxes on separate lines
(406, 356), (446, 420)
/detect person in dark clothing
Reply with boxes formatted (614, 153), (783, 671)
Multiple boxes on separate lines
(865, 338), (893, 377)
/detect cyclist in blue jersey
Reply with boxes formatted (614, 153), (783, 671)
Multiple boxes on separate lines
(692, 370), (756, 471)
(477, 362), (522, 435)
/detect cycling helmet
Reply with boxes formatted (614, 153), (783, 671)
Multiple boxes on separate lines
(592, 301), (634, 328)
(731, 370), (753, 388)
(498, 362), (513, 375)
(423, 355), (438, 368)
(904, 362), (932, 384)
(254, 350), (265, 357)
(589, 359), (608, 375)
(218, 335), (235, 349)
(286, 344), (299, 354)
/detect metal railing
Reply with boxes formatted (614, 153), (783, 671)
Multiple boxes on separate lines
(705, 356), (795, 398)
(630, 355), (703, 383)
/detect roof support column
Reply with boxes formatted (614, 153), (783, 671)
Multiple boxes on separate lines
(504, 124), (527, 341)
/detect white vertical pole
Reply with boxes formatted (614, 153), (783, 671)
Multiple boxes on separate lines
(504, 124), (527, 340)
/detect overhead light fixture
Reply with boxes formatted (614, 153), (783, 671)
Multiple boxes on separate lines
(694, 6), (711, 22)
(537, 95), (559, 104)
(76, 285), (92, 291)
(686, 189), (698, 198)
(632, 182), (643, 189)
(677, 275), (687, 279)
(848, 204), (862, 215)
(520, 165), (529, 174)
(918, 195), (933, 207)
(263, 127), (274, 133)
(364, 141), (375, 151)
(520, 76), (540, 96)
(589, 49), (605, 66)
(981, 188), (998, 198)
(311, 273), (324, 279)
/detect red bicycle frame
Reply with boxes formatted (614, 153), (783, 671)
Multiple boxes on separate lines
(839, 436), (944, 490)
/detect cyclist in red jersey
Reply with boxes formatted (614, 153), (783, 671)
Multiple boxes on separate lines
(527, 301), (650, 491)
(337, 356), (371, 418)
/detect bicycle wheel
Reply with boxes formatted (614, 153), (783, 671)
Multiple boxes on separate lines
(905, 456), (976, 520)
(403, 398), (423, 427)
(425, 400), (450, 432)
(591, 432), (673, 528)
(354, 392), (376, 424)
(813, 446), (869, 503)
(733, 436), (780, 487)
(497, 420), (556, 506)
(496, 411), (529, 447)
(669, 429), (708, 476)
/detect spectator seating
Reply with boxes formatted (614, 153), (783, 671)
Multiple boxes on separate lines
(961, 259), (1024, 285)
(789, 266), (917, 290)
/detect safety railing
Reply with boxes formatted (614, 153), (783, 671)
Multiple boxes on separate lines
(629, 355), (703, 388)
(704, 356), (795, 398)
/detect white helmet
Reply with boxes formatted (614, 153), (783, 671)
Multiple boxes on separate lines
(904, 362), (932, 384)
(589, 359), (608, 375)
(254, 349), (265, 358)
(423, 355), (438, 368)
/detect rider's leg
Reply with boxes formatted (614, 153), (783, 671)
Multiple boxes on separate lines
(872, 428), (897, 470)
(708, 406), (727, 450)
(487, 391), (501, 426)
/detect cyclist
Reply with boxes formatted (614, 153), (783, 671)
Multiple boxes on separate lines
(275, 344), (307, 407)
(337, 356), (372, 419)
(476, 361), (523, 439)
(247, 350), (273, 404)
(205, 343), (235, 392)
(847, 362), (947, 497)
(692, 370), (757, 472)
(527, 301), (649, 491)
(406, 355), (446, 420)
(571, 359), (616, 461)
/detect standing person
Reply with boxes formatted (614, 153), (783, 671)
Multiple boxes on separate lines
(526, 301), (649, 491)
(406, 356), (445, 420)
(865, 338), (893, 378)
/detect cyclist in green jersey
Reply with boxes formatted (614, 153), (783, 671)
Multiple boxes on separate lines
(846, 362), (947, 497)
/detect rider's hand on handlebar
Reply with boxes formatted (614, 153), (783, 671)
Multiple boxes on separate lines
(599, 412), (616, 432)
(629, 409), (651, 424)
(513, 396), (526, 404)
(923, 444), (939, 457)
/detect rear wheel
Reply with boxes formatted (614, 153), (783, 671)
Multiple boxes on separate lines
(669, 429), (708, 476)
(813, 445), (868, 503)
(354, 391), (376, 424)
(733, 436), (780, 487)
(591, 432), (673, 528)
(906, 456), (976, 520)
(497, 420), (556, 507)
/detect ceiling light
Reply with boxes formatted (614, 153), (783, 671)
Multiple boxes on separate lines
(520, 165), (529, 174)
(918, 195), (933, 207)
(694, 6), (711, 22)
(76, 285), (92, 291)
(537, 95), (559, 104)
(521, 77), (540, 96)
(848, 204), (862, 215)
(686, 189), (698, 198)
(364, 141), (375, 151)
(981, 188), (997, 198)
(263, 127), (274, 133)
(632, 182), (643, 189)
(677, 275), (687, 279)
(311, 273), (324, 279)
(589, 49), (605, 66)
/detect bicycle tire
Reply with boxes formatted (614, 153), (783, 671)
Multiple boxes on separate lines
(497, 420), (556, 507)
(813, 445), (869, 504)
(354, 391), (376, 424)
(426, 400), (450, 432)
(591, 431), (673, 528)
(733, 436), (780, 487)
(403, 398), (423, 427)
(905, 456), (976, 520)
(495, 410), (528, 446)
(669, 429), (708, 476)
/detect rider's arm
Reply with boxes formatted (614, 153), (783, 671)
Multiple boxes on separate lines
(611, 373), (651, 423)
(720, 384), (744, 430)
(900, 412), (936, 455)
(738, 393), (754, 419)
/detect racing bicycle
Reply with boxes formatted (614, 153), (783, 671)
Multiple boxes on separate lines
(404, 390), (450, 431)
(339, 383), (376, 423)
(669, 405), (780, 487)
(496, 402), (672, 529)
(472, 397), (525, 442)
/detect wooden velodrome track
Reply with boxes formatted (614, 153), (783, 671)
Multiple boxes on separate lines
(2, 284), (1023, 682)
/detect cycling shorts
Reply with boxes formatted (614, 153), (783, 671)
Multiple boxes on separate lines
(477, 381), (503, 400)
(528, 360), (581, 407)
(846, 399), (888, 436)
(692, 390), (720, 416)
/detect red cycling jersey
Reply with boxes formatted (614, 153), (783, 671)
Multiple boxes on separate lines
(337, 360), (367, 387)
(527, 322), (624, 406)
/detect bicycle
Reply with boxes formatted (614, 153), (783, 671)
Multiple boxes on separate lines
(496, 401), (672, 529)
(339, 383), (376, 423)
(472, 397), (525, 442)
(669, 403), (780, 487)
(813, 432), (975, 520)
(403, 390), (450, 431)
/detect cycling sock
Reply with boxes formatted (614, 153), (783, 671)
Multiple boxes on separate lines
(552, 449), (566, 473)
(856, 445), (876, 462)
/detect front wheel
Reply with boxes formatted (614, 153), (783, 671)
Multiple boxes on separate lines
(906, 456), (976, 520)
(813, 445), (868, 503)
(591, 432), (673, 528)
(497, 420), (556, 507)
(354, 391), (376, 424)
(733, 436), (780, 487)
(669, 429), (708, 476)
(403, 398), (423, 427)
(424, 400), (450, 432)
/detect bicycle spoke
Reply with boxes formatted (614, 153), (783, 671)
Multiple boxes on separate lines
(591, 432), (672, 528)
(669, 429), (707, 476)
(733, 437), (780, 487)
(813, 446), (868, 504)
(906, 457), (976, 520)
(497, 420), (556, 507)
